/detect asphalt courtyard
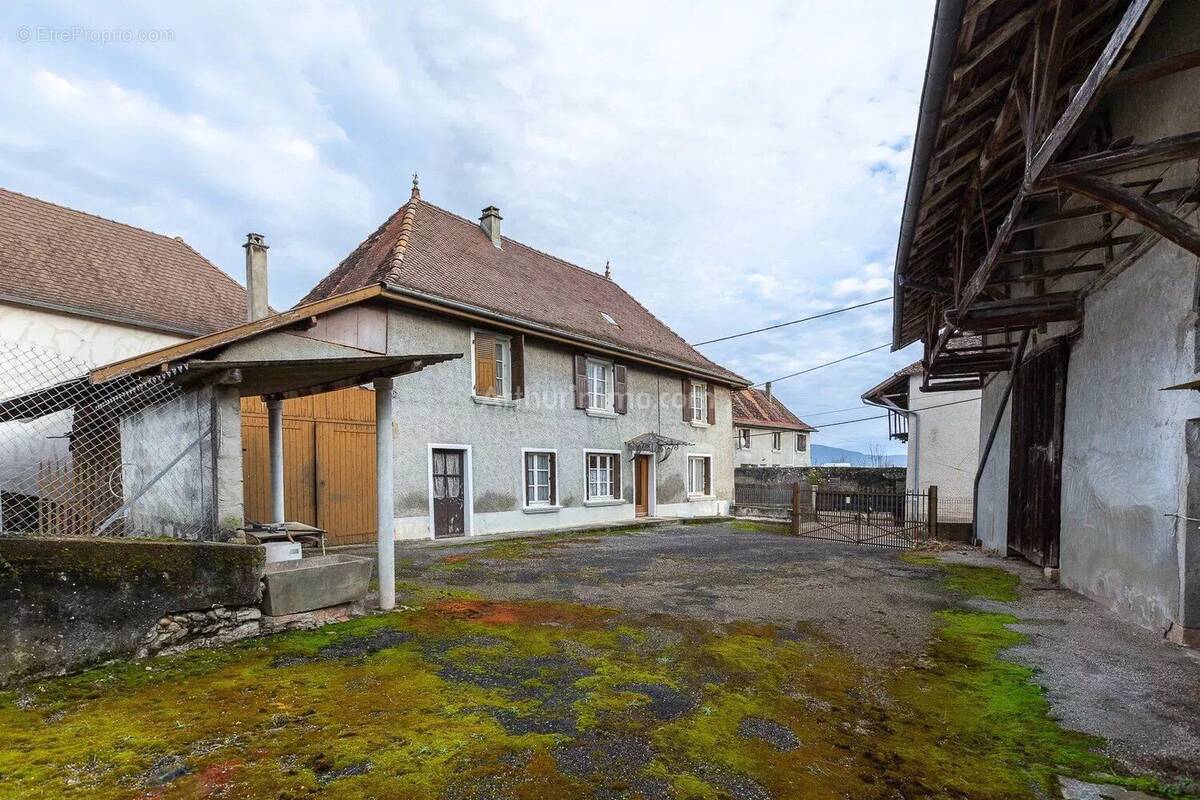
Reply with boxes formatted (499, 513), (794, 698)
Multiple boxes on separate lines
(2, 521), (1198, 799)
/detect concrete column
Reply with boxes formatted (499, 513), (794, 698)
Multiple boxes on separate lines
(267, 399), (285, 524)
(374, 377), (396, 611)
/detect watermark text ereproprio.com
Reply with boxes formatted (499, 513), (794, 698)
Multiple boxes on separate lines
(15, 26), (174, 44)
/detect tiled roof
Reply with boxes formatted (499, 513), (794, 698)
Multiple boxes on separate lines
(731, 388), (814, 432)
(0, 188), (246, 336)
(300, 192), (745, 384)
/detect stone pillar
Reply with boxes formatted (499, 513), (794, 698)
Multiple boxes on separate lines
(374, 377), (395, 611)
(267, 399), (285, 524)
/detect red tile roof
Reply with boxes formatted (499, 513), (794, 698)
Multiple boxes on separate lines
(732, 388), (814, 432)
(0, 188), (246, 336)
(300, 191), (745, 384)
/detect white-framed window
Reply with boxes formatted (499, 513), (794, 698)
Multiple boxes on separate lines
(586, 452), (619, 500)
(737, 428), (751, 449)
(473, 330), (511, 399)
(771, 432), (782, 451)
(687, 455), (712, 497)
(692, 381), (707, 423)
(796, 433), (808, 452)
(586, 358), (612, 411)
(523, 450), (556, 507)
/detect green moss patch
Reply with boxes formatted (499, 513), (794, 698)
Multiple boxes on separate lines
(729, 520), (792, 536)
(905, 552), (1021, 601)
(1, 591), (1171, 799)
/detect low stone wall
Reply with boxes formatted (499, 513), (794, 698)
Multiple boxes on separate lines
(0, 537), (264, 685)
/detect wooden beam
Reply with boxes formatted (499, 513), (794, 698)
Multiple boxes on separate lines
(950, 291), (1082, 330)
(1108, 47), (1200, 91)
(1013, 186), (1194, 231)
(989, 262), (1104, 285)
(922, 377), (985, 392)
(1040, 131), (1200, 182)
(1028, 0), (1166, 180)
(953, 6), (1039, 82)
(1034, 0), (1077, 140)
(1054, 173), (1200, 258)
(1000, 234), (1138, 262)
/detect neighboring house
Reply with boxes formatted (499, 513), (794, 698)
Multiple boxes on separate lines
(0, 188), (247, 526)
(0, 187), (246, 367)
(732, 383), (815, 467)
(861, 360), (981, 508)
(890, 0), (1200, 643)
(79, 182), (748, 547)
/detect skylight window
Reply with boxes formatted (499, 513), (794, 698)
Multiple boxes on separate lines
(601, 312), (619, 326)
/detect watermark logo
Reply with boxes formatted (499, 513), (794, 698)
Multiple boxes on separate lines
(15, 26), (175, 44)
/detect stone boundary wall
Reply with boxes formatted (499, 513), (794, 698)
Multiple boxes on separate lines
(0, 537), (263, 685)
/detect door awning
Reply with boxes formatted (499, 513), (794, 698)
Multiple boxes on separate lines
(625, 432), (693, 462)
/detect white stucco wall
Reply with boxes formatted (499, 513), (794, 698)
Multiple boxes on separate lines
(733, 426), (812, 468)
(973, 2), (1200, 634)
(385, 308), (734, 539)
(0, 302), (184, 368)
(906, 375), (980, 514)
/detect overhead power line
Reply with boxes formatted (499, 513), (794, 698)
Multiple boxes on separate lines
(752, 343), (890, 387)
(691, 296), (892, 346)
(735, 395), (984, 439)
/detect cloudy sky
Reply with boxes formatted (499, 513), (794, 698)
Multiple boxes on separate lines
(1, 1), (935, 456)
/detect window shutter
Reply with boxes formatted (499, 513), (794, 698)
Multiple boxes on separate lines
(613, 364), (627, 414)
(511, 335), (525, 400)
(523, 452), (532, 506)
(574, 355), (588, 409)
(548, 453), (557, 505)
(682, 377), (693, 422)
(706, 383), (716, 425)
(704, 457), (712, 496)
(474, 333), (496, 396)
(613, 454), (622, 498)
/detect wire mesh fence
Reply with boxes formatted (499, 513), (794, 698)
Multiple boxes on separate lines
(0, 341), (212, 538)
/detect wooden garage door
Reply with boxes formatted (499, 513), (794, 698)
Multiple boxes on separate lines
(241, 387), (376, 546)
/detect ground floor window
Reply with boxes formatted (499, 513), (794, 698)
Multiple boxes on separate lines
(524, 450), (556, 506)
(771, 432), (781, 451)
(795, 432), (807, 452)
(687, 455), (712, 497)
(586, 452), (619, 500)
(738, 428), (751, 449)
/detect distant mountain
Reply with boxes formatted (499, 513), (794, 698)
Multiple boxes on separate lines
(811, 444), (906, 467)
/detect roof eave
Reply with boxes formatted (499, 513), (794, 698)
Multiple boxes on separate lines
(380, 283), (751, 388)
(893, 0), (967, 351)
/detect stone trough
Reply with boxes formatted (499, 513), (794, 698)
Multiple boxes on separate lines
(261, 554), (374, 617)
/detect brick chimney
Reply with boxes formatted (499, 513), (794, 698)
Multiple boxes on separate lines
(243, 233), (269, 322)
(765, 381), (773, 403)
(479, 206), (502, 249)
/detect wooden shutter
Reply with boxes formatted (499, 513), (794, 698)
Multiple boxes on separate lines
(548, 453), (557, 505)
(612, 454), (622, 498)
(681, 377), (693, 422)
(511, 334), (525, 400)
(613, 364), (627, 414)
(706, 383), (716, 425)
(703, 457), (711, 496)
(474, 333), (497, 396)
(574, 355), (588, 409)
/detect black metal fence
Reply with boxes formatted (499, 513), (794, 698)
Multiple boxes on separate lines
(795, 486), (937, 549)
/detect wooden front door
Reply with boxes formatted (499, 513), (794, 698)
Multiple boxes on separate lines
(432, 448), (466, 538)
(1007, 342), (1070, 568)
(634, 454), (651, 517)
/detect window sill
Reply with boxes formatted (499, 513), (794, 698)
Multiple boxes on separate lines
(689, 420), (711, 428)
(522, 505), (561, 514)
(473, 395), (516, 408)
(687, 493), (716, 501)
(585, 408), (618, 419)
(584, 498), (625, 507)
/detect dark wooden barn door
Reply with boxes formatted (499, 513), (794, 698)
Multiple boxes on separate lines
(432, 448), (466, 538)
(1007, 342), (1070, 568)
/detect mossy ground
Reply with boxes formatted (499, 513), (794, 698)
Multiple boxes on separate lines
(0, 540), (1185, 799)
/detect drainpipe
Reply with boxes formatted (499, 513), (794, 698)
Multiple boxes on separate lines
(971, 331), (1030, 546)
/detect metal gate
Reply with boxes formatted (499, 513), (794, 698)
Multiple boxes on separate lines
(792, 487), (937, 549)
